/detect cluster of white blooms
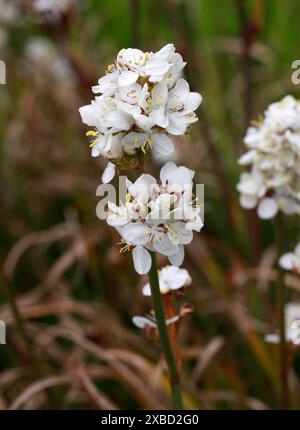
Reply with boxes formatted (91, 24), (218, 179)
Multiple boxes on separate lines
(79, 44), (202, 183)
(79, 45), (202, 343)
(107, 162), (203, 274)
(265, 303), (300, 345)
(237, 95), (300, 219)
(142, 265), (191, 296)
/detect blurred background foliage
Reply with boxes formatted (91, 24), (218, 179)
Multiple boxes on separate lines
(1, 0), (300, 410)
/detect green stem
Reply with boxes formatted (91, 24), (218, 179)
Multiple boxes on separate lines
(148, 252), (183, 410)
(275, 213), (289, 409)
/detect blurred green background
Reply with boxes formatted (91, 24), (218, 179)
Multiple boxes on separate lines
(1, 0), (300, 410)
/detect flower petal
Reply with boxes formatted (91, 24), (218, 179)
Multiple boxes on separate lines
(107, 110), (133, 131)
(166, 112), (187, 135)
(101, 162), (116, 184)
(238, 150), (257, 165)
(168, 245), (184, 266)
(132, 246), (152, 274)
(122, 132), (148, 151)
(279, 253), (298, 270)
(169, 268), (191, 290)
(142, 282), (151, 297)
(129, 174), (157, 203)
(151, 81), (168, 105)
(264, 334), (280, 344)
(150, 107), (169, 129)
(134, 113), (155, 131)
(185, 92), (202, 112)
(239, 195), (257, 209)
(257, 197), (278, 219)
(132, 316), (156, 329)
(118, 70), (139, 86)
(153, 233), (177, 256)
(144, 59), (171, 80)
(151, 134), (174, 158)
(167, 79), (189, 109)
(160, 161), (177, 183)
(79, 104), (99, 127)
(120, 223), (149, 245)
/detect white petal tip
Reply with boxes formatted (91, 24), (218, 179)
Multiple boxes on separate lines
(101, 162), (116, 184)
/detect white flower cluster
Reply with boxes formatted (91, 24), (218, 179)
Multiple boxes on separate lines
(107, 162), (203, 274)
(237, 95), (300, 219)
(265, 303), (300, 345)
(79, 44), (202, 183)
(0, 0), (74, 24)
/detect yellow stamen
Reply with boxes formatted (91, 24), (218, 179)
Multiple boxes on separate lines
(86, 130), (98, 137)
(251, 114), (264, 126)
(106, 64), (115, 73)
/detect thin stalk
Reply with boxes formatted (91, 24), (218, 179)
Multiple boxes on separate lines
(275, 213), (289, 409)
(235, 0), (262, 264)
(235, 0), (253, 127)
(148, 252), (183, 409)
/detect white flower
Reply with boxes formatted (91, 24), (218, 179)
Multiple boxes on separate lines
(107, 162), (203, 274)
(90, 133), (124, 159)
(79, 44), (202, 182)
(92, 71), (119, 96)
(132, 314), (179, 330)
(265, 303), (300, 345)
(279, 243), (300, 274)
(265, 96), (300, 131)
(143, 43), (186, 85)
(116, 48), (147, 86)
(122, 132), (174, 158)
(237, 95), (300, 219)
(142, 265), (191, 296)
(150, 79), (202, 135)
(80, 96), (133, 133)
